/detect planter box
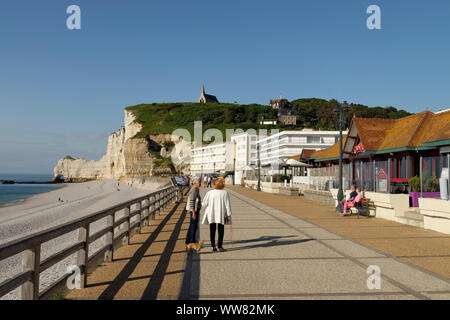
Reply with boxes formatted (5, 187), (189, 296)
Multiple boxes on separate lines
(409, 192), (441, 207)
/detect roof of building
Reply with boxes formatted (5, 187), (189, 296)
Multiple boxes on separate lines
(310, 136), (348, 161)
(270, 98), (287, 104)
(352, 110), (450, 151)
(288, 149), (316, 161)
(199, 85), (219, 103)
(310, 109), (450, 161)
(278, 108), (297, 116)
(301, 149), (316, 159)
(203, 94), (219, 103)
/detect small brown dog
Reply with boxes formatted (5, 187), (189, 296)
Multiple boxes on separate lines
(186, 240), (205, 253)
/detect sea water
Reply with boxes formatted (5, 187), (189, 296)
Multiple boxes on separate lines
(0, 174), (61, 205)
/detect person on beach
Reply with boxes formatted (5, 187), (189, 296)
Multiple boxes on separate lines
(201, 179), (232, 252)
(186, 177), (202, 245)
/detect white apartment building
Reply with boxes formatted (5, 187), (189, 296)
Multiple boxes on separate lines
(231, 132), (258, 169)
(190, 129), (346, 177)
(190, 142), (234, 176)
(258, 129), (346, 171)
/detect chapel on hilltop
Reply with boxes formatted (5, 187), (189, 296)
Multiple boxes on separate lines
(198, 85), (219, 103)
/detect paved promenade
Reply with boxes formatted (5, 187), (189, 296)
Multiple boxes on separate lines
(66, 186), (450, 300)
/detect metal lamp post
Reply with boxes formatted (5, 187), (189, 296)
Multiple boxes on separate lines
(257, 143), (261, 191)
(333, 101), (349, 202)
(233, 157), (236, 185)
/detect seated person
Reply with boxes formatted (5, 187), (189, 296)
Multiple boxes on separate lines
(337, 185), (356, 213)
(342, 187), (363, 216)
(343, 185), (357, 203)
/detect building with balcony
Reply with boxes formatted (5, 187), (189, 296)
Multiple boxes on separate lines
(257, 129), (344, 174)
(231, 132), (258, 169)
(190, 142), (234, 176)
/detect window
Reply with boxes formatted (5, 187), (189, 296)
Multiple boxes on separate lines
(307, 136), (321, 144)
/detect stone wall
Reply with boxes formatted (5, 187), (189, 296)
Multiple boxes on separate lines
(304, 190), (335, 205)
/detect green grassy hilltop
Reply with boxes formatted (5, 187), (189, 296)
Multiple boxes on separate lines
(125, 100), (411, 138)
(125, 102), (278, 138)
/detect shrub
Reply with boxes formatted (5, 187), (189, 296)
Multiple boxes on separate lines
(424, 174), (437, 192)
(408, 176), (420, 192)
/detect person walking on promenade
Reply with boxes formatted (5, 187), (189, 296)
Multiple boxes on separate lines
(186, 177), (202, 245)
(203, 175), (208, 188)
(207, 175), (212, 188)
(201, 179), (232, 252)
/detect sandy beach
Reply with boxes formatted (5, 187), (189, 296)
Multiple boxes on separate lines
(0, 178), (171, 300)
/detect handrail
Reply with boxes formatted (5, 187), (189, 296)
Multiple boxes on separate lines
(0, 185), (183, 300)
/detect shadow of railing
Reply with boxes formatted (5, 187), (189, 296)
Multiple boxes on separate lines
(96, 188), (189, 300)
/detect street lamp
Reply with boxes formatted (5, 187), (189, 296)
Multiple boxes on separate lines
(257, 143), (261, 191)
(333, 101), (349, 202)
(232, 140), (236, 186)
(233, 157), (236, 185)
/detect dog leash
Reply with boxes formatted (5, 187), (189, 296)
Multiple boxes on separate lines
(230, 220), (233, 248)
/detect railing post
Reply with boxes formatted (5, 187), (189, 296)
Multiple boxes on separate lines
(77, 224), (90, 289)
(164, 190), (168, 208)
(149, 196), (155, 220)
(21, 246), (41, 300)
(141, 199), (148, 228)
(123, 206), (130, 246)
(156, 194), (160, 216)
(104, 213), (114, 263)
(135, 202), (142, 234)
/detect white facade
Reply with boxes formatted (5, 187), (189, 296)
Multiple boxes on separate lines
(258, 129), (346, 169)
(231, 132), (258, 169)
(190, 129), (346, 177)
(190, 142), (234, 175)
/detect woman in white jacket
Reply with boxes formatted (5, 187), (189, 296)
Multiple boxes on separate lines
(201, 179), (232, 252)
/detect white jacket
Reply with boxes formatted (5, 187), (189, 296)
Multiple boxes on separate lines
(201, 189), (232, 225)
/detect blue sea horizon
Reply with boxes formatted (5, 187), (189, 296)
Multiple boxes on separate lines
(0, 173), (60, 205)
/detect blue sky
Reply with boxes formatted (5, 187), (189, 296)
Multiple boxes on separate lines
(1, 0), (450, 174)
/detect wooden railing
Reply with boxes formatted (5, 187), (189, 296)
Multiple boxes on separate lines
(0, 185), (183, 300)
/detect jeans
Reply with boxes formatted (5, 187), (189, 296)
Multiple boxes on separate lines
(210, 223), (224, 248)
(185, 213), (198, 244)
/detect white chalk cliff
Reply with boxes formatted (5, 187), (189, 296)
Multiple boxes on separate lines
(53, 110), (190, 182)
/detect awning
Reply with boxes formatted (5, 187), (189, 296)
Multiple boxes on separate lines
(286, 159), (310, 167)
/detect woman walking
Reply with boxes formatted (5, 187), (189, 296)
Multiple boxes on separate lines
(201, 179), (232, 252)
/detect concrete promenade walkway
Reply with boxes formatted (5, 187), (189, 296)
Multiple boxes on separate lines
(180, 187), (450, 300)
(66, 186), (450, 300)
